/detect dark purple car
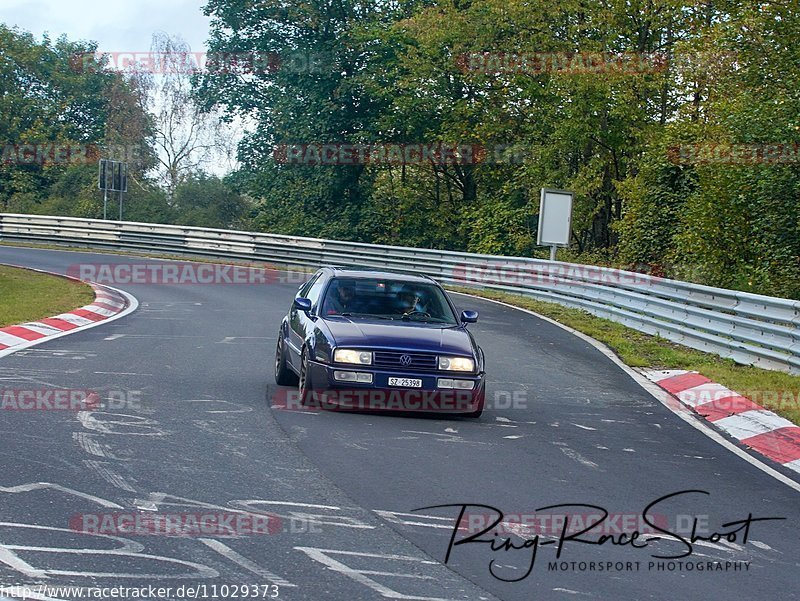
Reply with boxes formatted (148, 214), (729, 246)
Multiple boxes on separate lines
(275, 267), (486, 417)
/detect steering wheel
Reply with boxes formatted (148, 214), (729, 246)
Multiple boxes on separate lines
(402, 310), (432, 319)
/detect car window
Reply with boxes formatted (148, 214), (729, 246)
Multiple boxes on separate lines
(321, 277), (457, 324)
(297, 273), (320, 298)
(305, 276), (328, 311)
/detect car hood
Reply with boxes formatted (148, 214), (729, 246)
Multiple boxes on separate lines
(323, 319), (475, 356)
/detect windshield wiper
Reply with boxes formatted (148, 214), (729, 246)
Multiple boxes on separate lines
(339, 313), (395, 320)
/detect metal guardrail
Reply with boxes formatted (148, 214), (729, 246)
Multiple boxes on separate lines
(1, 213), (798, 374)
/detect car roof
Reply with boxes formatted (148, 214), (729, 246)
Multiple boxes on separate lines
(323, 266), (436, 284)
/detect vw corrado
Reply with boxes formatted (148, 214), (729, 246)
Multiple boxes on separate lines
(274, 267), (486, 417)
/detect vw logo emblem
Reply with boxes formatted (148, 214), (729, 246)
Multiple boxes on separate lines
(399, 355), (413, 367)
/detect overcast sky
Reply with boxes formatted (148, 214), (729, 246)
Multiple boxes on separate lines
(0, 0), (211, 52)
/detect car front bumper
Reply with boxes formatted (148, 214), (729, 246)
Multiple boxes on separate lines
(305, 360), (485, 413)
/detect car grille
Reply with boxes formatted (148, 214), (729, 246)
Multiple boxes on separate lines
(373, 351), (439, 371)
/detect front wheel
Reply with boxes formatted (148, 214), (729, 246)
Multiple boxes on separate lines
(275, 336), (298, 386)
(298, 347), (311, 405)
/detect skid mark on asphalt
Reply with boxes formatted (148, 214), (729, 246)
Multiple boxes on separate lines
(73, 433), (128, 461)
(82, 460), (137, 492)
(218, 337), (274, 344)
(179, 399), (253, 414)
(8, 349), (95, 360)
(399, 430), (491, 446)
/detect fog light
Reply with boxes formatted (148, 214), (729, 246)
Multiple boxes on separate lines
(437, 378), (475, 390)
(334, 371), (373, 383)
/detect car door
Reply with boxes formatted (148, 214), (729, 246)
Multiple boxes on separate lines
(288, 272), (327, 369)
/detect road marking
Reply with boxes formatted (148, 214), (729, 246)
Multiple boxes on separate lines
(295, 547), (458, 601)
(372, 510), (455, 530)
(560, 447), (599, 469)
(179, 399), (253, 414)
(0, 522), (217, 579)
(82, 460), (136, 492)
(134, 493), (165, 512)
(571, 423), (597, 431)
(0, 544), (48, 578)
(77, 411), (168, 436)
(199, 539), (296, 587)
(73, 433), (106, 458)
(0, 482), (123, 508)
(92, 371), (153, 376)
(400, 430), (491, 446)
(103, 334), (126, 341)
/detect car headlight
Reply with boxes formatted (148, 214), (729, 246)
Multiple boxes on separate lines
(438, 356), (475, 372)
(334, 349), (373, 365)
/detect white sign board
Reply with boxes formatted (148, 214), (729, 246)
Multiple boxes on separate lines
(537, 188), (573, 247)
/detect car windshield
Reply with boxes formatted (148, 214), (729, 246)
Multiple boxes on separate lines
(321, 277), (458, 324)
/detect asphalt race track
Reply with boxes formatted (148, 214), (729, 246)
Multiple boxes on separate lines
(0, 246), (798, 601)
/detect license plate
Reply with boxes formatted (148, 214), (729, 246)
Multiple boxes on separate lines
(388, 377), (422, 388)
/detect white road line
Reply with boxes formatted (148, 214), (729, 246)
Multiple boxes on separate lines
(0, 482), (123, 508)
(199, 539), (296, 587)
(559, 447), (600, 469)
(295, 547), (456, 601)
(0, 545), (48, 578)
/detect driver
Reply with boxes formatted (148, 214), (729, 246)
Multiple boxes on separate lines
(397, 286), (427, 315)
(324, 280), (355, 315)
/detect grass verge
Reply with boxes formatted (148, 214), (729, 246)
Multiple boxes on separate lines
(0, 264), (94, 328)
(450, 286), (800, 426)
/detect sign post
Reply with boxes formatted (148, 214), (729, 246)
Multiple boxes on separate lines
(537, 188), (574, 262)
(98, 159), (128, 220)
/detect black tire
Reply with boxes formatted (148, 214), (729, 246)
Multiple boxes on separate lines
(298, 347), (311, 405)
(275, 335), (298, 386)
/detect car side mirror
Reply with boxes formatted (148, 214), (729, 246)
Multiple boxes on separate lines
(461, 310), (478, 324)
(294, 297), (313, 312)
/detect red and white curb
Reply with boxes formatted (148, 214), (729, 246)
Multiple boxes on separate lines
(0, 267), (138, 358)
(642, 369), (800, 475)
